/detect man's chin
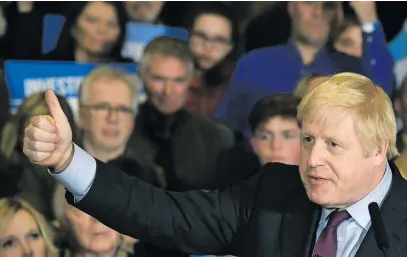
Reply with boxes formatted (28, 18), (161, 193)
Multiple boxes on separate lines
(99, 142), (123, 152)
(306, 185), (330, 205)
(297, 34), (327, 48)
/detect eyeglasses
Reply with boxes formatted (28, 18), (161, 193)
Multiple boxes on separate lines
(80, 103), (136, 115)
(190, 31), (232, 51)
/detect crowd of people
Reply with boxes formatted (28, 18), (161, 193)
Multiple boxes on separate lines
(1, 1), (407, 257)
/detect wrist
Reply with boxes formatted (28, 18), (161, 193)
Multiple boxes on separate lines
(359, 14), (378, 25)
(54, 143), (74, 173)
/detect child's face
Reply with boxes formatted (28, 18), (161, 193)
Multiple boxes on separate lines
(251, 116), (301, 165)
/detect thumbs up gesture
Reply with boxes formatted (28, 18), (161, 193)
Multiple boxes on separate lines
(23, 90), (74, 172)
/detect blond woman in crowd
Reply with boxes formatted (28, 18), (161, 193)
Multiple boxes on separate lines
(0, 197), (58, 257)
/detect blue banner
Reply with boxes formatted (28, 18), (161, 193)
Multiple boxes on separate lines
(42, 14), (189, 61)
(5, 61), (139, 114)
(42, 14), (66, 54)
(121, 22), (189, 61)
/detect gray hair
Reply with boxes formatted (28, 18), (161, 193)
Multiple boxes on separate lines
(138, 36), (194, 79)
(78, 66), (142, 112)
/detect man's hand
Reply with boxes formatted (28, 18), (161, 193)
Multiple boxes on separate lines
(23, 90), (73, 172)
(350, 1), (378, 24)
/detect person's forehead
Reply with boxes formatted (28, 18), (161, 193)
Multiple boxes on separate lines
(259, 116), (299, 131)
(301, 108), (357, 139)
(149, 55), (189, 75)
(82, 2), (116, 17)
(297, 1), (340, 7)
(3, 210), (38, 235)
(130, 1), (163, 8)
(194, 14), (231, 28)
(87, 80), (134, 103)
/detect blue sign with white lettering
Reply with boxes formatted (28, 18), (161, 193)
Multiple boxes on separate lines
(42, 14), (189, 61)
(5, 61), (139, 114)
(121, 22), (189, 61)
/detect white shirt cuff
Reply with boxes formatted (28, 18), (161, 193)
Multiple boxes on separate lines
(361, 21), (377, 34)
(48, 143), (96, 201)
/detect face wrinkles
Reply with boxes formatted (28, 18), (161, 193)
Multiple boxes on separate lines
(299, 107), (382, 209)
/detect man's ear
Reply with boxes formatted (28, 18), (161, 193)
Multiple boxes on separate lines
(373, 140), (389, 166)
(77, 108), (86, 129)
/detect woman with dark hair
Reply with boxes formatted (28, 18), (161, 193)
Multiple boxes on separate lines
(43, 1), (132, 63)
(184, 2), (241, 117)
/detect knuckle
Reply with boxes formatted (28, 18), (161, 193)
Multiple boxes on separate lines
(32, 141), (40, 150)
(30, 116), (40, 126)
(32, 128), (43, 140)
(34, 152), (44, 161)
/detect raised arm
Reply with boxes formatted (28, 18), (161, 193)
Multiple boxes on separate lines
(66, 151), (261, 254)
(23, 90), (261, 255)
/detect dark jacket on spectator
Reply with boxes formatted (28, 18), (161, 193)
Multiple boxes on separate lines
(214, 141), (261, 189)
(0, 156), (57, 220)
(125, 103), (235, 192)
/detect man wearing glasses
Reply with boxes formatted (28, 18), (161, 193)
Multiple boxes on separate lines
(77, 66), (139, 163)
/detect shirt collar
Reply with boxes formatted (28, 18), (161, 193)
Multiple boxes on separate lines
(319, 162), (393, 230)
(286, 38), (329, 62)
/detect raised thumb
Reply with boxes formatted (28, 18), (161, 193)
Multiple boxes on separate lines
(45, 90), (68, 127)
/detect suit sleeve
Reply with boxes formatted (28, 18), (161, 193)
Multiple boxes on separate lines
(66, 159), (262, 255)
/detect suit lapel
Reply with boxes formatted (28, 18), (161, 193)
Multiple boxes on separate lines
(281, 199), (321, 257)
(356, 163), (407, 257)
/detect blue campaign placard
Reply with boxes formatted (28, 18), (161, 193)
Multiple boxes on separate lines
(42, 14), (189, 61)
(42, 14), (66, 54)
(121, 22), (189, 61)
(5, 61), (139, 115)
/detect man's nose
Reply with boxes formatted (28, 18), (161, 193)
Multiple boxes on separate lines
(307, 143), (326, 167)
(163, 81), (174, 95)
(106, 107), (119, 122)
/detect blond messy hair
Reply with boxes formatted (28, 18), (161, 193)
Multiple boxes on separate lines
(297, 72), (398, 160)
